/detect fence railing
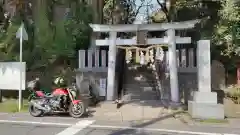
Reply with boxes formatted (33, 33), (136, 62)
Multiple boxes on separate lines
(164, 48), (197, 73)
(78, 48), (108, 72)
(78, 48), (197, 73)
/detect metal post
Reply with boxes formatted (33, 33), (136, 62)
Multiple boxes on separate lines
(19, 25), (23, 111)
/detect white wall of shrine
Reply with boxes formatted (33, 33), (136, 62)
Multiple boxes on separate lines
(78, 47), (197, 73)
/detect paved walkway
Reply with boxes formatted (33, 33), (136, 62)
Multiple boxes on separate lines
(89, 100), (183, 122)
(87, 101), (240, 130)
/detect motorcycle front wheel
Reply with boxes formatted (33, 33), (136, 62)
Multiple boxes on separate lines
(69, 102), (86, 118)
(29, 103), (44, 117)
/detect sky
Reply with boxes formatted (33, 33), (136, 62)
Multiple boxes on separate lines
(134, 0), (162, 24)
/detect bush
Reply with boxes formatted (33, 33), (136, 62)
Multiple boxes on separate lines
(225, 85), (240, 104)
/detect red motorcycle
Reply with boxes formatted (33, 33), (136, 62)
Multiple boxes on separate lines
(28, 79), (86, 118)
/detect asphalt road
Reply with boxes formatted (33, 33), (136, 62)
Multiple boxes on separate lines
(0, 123), (63, 135)
(0, 113), (239, 135)
(0, 121), (240, 135)
(0, 123), (200, 135)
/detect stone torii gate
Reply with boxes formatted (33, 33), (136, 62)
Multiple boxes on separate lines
(89, 20), (199, 102)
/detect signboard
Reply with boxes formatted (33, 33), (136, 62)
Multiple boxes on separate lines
(16, 23), (28, 41)
(99, 78), (106, 96)
(0, 62), (26, 90)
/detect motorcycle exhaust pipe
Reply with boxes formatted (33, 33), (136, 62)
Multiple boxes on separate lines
(30, 101), (51, 112)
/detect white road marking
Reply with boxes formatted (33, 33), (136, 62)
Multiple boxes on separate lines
(0, 119), (72, 126)
(0, 119), (238, 135)
(56, 120), (95, 135)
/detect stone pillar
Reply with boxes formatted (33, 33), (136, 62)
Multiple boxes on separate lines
(188, 40), (224, 119)
(197, 40), (211, 94)
(106, 31), (117, 101)
(167, 29), (179, 103)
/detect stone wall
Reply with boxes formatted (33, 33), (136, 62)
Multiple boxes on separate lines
(76, 48), (124, 101)
(75, 71), (107, 100)
(159, 70), (197, 104)
(178, 72), (198, 104)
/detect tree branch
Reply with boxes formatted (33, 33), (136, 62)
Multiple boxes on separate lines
(134, 0), (145, 17)
(156, 0), (169, 21)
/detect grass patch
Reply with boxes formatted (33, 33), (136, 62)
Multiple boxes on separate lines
(194, 118), (229, 124)
(0, 99), (29, 113)
(178, 113), (229, 124)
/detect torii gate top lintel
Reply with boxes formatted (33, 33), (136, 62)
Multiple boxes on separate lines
(89, 19), (200, 32)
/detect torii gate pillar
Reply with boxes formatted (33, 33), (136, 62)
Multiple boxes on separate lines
(106, 31), (117, 100)
(167, 29), (179, 103)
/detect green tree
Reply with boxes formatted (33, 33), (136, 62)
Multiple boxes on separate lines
(214, 0), (240, 57)
(152, 0), (240, 74)
(212, 0), (240, 74)
(64, 0), (92, 51)
(103, 0), (145, 24)
(0, 0), (32, 62)
(0, 0), (93, 71)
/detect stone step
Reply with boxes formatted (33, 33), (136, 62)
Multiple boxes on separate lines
(122, 94), (158, 101)
(125, 72), (154, 75)
(125, 78), (156, 81)
(123, 92), (157, 95)
(124, 89), (157, 92)
(124, 83), (156, 86)
(125, 82), (156, 85)
(124, 94), (157, 98)
(126, 77), (155, 80)
(124, 93), (157, 96)
(124, 87), (156, 91)
(124, 85), (157, 89)
(124, 90), (157, 93)
(125, 78), (155, 81)
(123, 64), (159, 101)
(125, 79), (156, 82)
(124, 88), (157, 91)
(125, 85), (157, 88)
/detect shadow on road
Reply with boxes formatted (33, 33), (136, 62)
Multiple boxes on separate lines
(105, 111), (184, 135)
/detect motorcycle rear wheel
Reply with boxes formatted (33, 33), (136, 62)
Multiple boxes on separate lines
(69, 102), (86, 118)
(29, 104), (44, 117)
